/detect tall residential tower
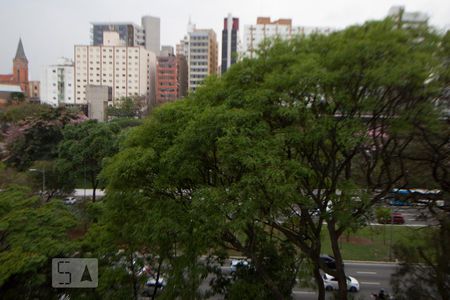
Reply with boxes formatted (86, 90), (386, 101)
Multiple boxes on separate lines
(221, 14), (239, 74)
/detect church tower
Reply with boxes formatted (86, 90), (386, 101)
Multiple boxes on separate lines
(12, 39), (29, 95)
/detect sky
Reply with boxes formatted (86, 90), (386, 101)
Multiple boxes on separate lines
(0, 0), (449, 81)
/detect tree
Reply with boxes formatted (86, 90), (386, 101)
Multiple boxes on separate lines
(106, 96), (147, 119)
(101, 20), (444, 299)
(390, 29), (449, 300)
(28, 160), (76, 202)
(1, 104), (85, 170)
(58, 120), (119, 202)
(0, 185), (78, 299)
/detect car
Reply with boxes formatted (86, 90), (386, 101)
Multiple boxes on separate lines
(319, 254), (336, 270)
(63, 197), (77, 205)
(323, 273), (360, 292)
(142, 276), (166, 297)
(230, 259), (250, 273)
(378, 212), (405, 224)
(145, 276), (166, 288)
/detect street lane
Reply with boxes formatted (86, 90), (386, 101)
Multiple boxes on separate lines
(199, 261), (398, 299)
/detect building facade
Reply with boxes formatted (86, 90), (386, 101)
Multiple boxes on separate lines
(92, 16), (160, 55)
(179, 23), (218, 92)
(91, 23), (145, 47)
(86, 85), (112, 122)
(176, 54), (188, 98)
(387, 6), (428, 29)
(243, 17), (333, 58)
(41, 57), (74, 107)
(28, 81), (40, 101)
(156, 53), (178, 104)
(221, 14), (239, 74)
(142, 16), (161, 55)
(74, 32), (156, 106)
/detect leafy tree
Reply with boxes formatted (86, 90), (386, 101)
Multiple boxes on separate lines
(101, 20), (445, 300)
(106, 96), (147, 119)
(0, 185), (78, 299)
(58, 120), (119, 201)
(392, 220), (450, 300)
(0, 162), (29, 188)
(1, 104), (85, 170)
(28, 160), (76, 201)
(390, 30), (449, 300)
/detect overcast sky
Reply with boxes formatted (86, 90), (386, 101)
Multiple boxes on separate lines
(1, 0), (449, 81)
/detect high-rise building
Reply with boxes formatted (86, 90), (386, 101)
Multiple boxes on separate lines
(243, 17), (333, 58)
(142, 16), (161, 55)
(176, 54), (188, 98)
(91, 16), (160, 55)
(156, 46), (188, 104)
(156, 50), (178, 104)
(91, 23), (145, 47)
(41, 57), (74, 107)
(178, 22), (218, 92)
(221, 14), (239, 74)
(387, 6), (428, 29)
(0, 39), (30, 97)
(74, 31), (156, 106)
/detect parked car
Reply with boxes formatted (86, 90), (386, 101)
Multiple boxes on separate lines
(378, 212), (405, 224)
(323, 273), (360, 292)
(319, 254), (336, 270)
(63, 197), (77, 205)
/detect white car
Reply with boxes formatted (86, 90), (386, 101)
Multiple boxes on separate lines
(323, 273), (360, 292)
(145, 276), (166, 288)
(63, 197), (77, 205)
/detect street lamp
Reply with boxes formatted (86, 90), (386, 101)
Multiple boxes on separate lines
(28, 168), (45, 197)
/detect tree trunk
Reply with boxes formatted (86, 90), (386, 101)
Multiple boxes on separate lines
(92, 178), (98, 202)
(328, 222), (348, 300)
(151, 258), (163, 300)
(313, 264), (326, 300)
(129, 252), (138, 300)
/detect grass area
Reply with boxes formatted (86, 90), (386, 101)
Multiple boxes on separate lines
(321, 225), (432, 261)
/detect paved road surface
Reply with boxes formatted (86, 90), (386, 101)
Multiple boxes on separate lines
(200, 261), (398, 299)
(291, 261), (397, 299)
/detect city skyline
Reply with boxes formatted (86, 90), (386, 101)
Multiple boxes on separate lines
(1, 0), (449, 80)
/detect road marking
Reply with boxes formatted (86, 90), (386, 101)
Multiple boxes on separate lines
(361, 281), (380, 285)
(356, 271), (377, 274)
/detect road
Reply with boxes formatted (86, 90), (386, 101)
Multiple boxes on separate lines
(292, 261), (397, 299)
(372, 205), (439, 227)
(199, 261), (398, 300)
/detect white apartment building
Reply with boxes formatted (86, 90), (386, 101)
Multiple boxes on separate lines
(243, 17), (333, 58)
(41, 57), (75, 107)
(74, 31), (156, 105)
(387, 6), (428, 29)
(177, 21), (218, 92)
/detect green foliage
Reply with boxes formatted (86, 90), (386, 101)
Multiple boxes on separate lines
(29, 160), (76, 200)
(0, 185), (78, 299)
(58, 120), (119, 201)
(1, 104), (83, 170)
(392, 218), (450, 300)
(100, 20), (446, 299)
(106, 96), (146, 119)
(375, 207), (391, 223)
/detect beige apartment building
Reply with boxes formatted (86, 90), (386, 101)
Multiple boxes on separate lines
(74, 32), (156, 106)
